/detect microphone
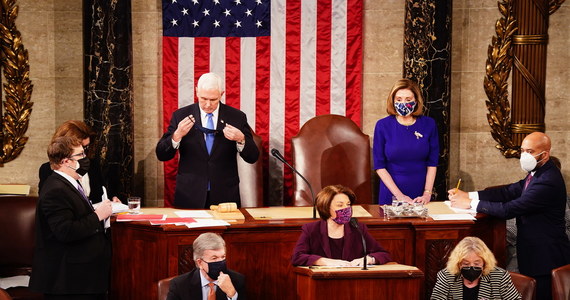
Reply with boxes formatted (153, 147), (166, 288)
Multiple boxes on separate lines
(270, 148), (316, 219)
(350, 217), (368, 270)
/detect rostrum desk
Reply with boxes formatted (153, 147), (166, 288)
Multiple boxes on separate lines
(109, 205), (505, 300)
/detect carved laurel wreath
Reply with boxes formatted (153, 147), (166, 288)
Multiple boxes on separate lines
(0, 0), (33, 166)
(484, 0), (565, 158)
(483, 0), (518, 158)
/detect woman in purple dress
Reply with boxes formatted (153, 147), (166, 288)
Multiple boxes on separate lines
(373, 79), (439, 205)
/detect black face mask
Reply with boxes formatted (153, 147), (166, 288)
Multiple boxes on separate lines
(205, 260), (227, 280)
(461, 266), (483, 282)
(76, 157), (90, 176)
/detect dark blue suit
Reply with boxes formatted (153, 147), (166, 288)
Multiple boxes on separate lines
(291, 220), (392, 266)
(156, 103), (259, 208)
(477, 159), (570, 299)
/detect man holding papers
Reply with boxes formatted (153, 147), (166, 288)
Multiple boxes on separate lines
(30, 136), (113, 299)
(448, 132), (570, 300)
(167, 232), (245, 300)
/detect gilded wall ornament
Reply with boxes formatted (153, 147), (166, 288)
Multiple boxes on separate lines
(0, 0), (33, 166)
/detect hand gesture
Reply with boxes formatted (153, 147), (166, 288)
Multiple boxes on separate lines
(217, 271), (237, 298)
(222, 123), (245, 143)
(448, 188), (472, 209)
(349, 256), (375, 266)
(172, 115), (195, 142)
(314, 257), (351, 266)
(95, 199), (113, 220)
(413, 194), (431, 205)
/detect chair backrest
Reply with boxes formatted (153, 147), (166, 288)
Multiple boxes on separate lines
(0, 196), (37, 277)
(509, 271), (536, 300)
(291, 114), (372, 206)
(238, 131), (264, 207)
(552, 264), (570, 300)
(158, 276), (176, 300)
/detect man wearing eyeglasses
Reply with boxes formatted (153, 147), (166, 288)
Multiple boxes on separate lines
(30, 136), (113, 300)
(156, 72), (259, 208)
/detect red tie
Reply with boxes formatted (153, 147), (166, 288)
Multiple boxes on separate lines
(524, 174), (533, 190)
(207, 282), (216, 300)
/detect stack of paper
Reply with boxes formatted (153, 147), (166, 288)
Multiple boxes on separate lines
(116, 214), (166, 222)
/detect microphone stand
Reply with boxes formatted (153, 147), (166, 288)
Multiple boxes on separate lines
(271, 149), (316, 219)
(350, 218), (368, 270)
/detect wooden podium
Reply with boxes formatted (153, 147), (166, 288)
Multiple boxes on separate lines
(294, 264), (424, 300)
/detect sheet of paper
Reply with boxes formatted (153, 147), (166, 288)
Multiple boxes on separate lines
(150, 217), (197, 225)
(185, 218), (230, 228)
(175, 210), (213, 218)
(430, 214), (476, 221)
(0, 275), (30, 289)
(444, 200), (477, 214)
(116, 214), (166, 222)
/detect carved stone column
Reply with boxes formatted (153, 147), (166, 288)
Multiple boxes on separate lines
(403, 0), (452, 202)
(83, 0), (134, 200)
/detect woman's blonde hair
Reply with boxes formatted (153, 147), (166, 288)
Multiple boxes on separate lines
(385, 78), (424, 116)
(446, 236), (497, 276)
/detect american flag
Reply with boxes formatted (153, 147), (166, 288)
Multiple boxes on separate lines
(162, 0), (362, 206)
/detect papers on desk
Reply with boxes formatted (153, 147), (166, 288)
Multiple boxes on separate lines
(430, 214), (476, 221)
(444, 201), (477, 214)
(116, 214), (166, 222)
(185, 218), (230, 228)
(174, 210), (214, 218)
(0, 275), (29, 289)
(150, 217), (197, 225)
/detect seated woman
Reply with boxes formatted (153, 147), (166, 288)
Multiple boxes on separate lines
(431, 236), (521, 300)
(291, 185), (392, 266)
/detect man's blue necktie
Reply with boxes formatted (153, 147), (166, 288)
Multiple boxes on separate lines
(205, 113), (214, 154)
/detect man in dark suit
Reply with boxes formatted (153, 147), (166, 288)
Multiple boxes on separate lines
(167, 232), (246, 300)
(29, 136), (113, 300)
(449, 132), (570, 300)
(156, 72), (259, 208)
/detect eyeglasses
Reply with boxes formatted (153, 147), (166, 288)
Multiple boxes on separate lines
(69, 152), (86, 159)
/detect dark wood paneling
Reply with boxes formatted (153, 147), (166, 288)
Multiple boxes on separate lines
(110, 205), (505, 300)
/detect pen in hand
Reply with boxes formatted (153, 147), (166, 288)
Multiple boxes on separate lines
(454, 178), (462, 194)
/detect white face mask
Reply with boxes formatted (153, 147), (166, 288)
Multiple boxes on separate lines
(520, 151), (544, 172)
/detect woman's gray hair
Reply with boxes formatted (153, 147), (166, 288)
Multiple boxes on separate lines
(193, 232), (226, 261)
(197, 72), (224, 92)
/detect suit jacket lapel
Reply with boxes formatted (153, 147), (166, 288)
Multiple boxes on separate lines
(319, 220), (332, 259)
(189, 269), (204, 299)
(54, 173), (93, 212)
(191, 105), (209, 156)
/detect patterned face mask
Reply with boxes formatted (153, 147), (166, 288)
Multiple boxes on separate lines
(394, 101), (416, 116)
(332, 206), (352, 225)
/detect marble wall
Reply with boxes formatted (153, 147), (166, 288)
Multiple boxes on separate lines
(1, 0), (568, 204)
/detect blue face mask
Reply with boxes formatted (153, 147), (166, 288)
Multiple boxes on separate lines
(394, 101), (416, 117)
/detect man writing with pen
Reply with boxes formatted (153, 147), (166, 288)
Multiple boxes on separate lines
(156, 72), (259, 209)
(448, 132), (570, 300)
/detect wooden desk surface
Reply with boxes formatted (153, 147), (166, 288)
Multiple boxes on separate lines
(110, 204), (505, 300)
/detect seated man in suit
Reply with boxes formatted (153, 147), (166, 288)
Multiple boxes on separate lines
(449, 132), (570, 300)
(167, 232), (246, 300)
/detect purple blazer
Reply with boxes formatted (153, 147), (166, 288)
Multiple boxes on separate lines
(291, 220), (392, 266)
